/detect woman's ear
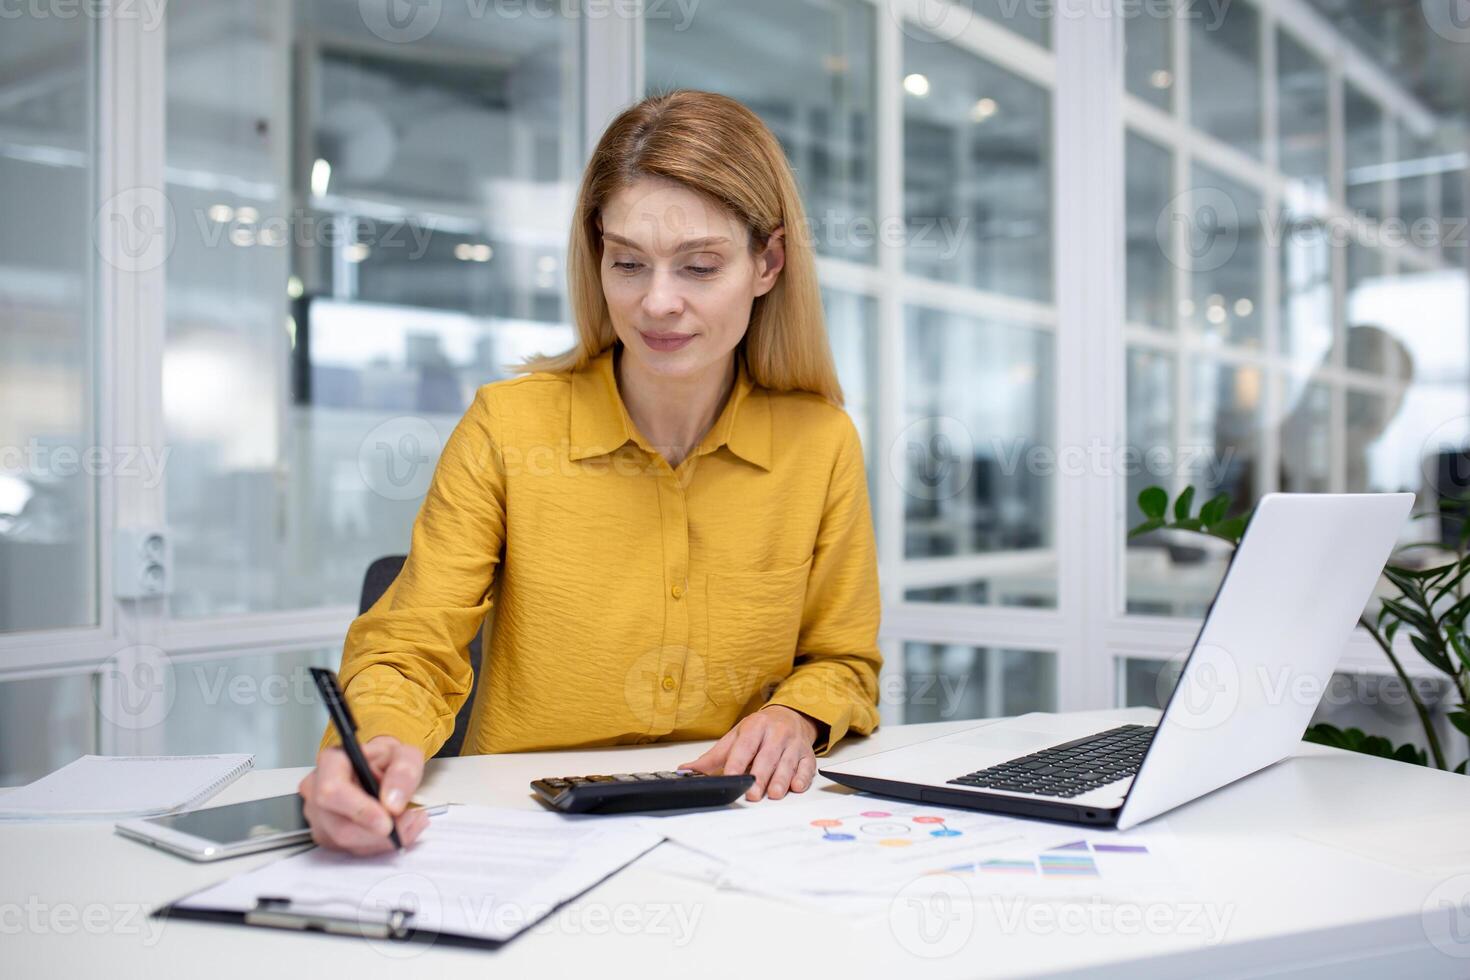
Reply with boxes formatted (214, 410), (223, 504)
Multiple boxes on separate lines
(753, 225), (786, 297)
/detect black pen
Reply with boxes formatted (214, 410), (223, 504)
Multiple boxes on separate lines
(309, 667), (403, 851)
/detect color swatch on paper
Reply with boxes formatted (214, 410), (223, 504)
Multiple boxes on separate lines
(1039, 852), (1099, 877)
(808, 812), (963, 848)
(953, 838), (1152, 879)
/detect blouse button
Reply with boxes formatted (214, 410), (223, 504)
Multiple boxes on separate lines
(661, 675), (678, 692)
(670, 583), (685, 599)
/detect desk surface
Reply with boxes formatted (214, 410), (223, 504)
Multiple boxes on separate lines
(4, 707), (1470, 979)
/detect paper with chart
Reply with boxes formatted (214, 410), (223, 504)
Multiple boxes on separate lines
(652, 793), (1188, 909)
(657, 794), (1070, 891)
(168, 805), (663, 944)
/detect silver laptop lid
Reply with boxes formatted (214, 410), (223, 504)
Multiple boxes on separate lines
(1117, 492), (1414, 830)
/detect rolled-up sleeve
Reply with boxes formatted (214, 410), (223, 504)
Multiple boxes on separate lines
(320, 387), (506, 759)
(764, 415), (883, 754)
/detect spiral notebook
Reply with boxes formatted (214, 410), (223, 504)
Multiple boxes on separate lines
(0, 754), (254, 821)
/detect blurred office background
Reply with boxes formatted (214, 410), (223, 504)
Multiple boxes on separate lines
(1, 0), (1466, 783)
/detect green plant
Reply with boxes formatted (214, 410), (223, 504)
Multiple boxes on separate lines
(1130, 486), (1470, 773)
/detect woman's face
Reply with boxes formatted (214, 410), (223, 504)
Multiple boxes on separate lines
(598, 177), (784, 382)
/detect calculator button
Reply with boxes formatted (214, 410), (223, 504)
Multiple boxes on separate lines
(632, 773), (659, 780)
(542, 778), (569, 788)
(654, 771), (681, 779)
(611, 774), (639, 782)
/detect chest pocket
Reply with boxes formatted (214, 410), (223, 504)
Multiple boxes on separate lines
(703, 557), (813, 708)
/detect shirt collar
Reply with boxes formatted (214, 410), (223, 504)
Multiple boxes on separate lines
(568, 343), (771, 471)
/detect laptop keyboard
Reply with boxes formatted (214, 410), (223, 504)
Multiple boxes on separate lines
(947, 724), (1157, 799)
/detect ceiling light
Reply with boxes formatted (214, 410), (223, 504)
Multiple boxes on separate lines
(903, 73), (930, 97)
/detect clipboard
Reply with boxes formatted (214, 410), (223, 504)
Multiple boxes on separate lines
(149, 804), (666, 952)
(156, 891), (507, 950)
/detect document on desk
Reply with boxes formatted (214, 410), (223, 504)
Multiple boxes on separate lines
(656, 794), (1070, 892)
(651, 794), (1189, 913)
(163, 805), (663, 946)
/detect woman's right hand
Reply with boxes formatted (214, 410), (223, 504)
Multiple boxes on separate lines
(298, 735), (430, 854)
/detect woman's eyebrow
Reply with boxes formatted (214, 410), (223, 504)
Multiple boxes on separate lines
(602, 231), (731, 253)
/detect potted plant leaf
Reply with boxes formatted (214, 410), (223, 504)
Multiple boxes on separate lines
(1129, 486), (1469, 773)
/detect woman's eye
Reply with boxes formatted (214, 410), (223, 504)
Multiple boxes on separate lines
(688, 265), (719, 276)
(611, 261), (641, 272)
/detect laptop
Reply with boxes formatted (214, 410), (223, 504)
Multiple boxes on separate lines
(821, 492), (1414, 830)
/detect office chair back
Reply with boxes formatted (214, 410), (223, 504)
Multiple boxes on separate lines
(357, 556), (484, 759)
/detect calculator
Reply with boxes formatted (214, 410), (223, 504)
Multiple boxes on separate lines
(530, 769), (755, 814)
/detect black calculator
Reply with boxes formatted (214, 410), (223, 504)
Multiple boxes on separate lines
(530, 770), (755, 814)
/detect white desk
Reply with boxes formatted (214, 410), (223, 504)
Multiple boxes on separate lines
(5, 707), (1470, 978)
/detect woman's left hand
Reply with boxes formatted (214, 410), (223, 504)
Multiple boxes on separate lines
(679, 705), (819, 801)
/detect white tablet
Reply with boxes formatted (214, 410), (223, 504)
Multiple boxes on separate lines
(116, 793), (312, 861)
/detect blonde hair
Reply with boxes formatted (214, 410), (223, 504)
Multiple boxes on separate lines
(519, 89), (843, 406)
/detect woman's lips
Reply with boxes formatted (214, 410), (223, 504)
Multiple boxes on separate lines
(640, 331), (694, 352)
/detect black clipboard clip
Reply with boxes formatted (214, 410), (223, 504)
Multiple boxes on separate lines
(244, 896), (415, 940)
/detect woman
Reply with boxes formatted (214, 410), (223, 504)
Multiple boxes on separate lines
(300, 90), (882, 854)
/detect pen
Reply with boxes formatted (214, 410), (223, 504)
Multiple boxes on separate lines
(309, 667), (403, 851)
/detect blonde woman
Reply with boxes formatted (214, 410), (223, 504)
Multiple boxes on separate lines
(300, 90), (882, 854)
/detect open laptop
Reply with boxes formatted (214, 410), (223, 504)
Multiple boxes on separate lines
(822, 492), (1414, 830)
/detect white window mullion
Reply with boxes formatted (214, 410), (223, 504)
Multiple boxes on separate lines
(88, 12), (113, 651)
(1327, 56), (1348, 493)
(0, 631), (121, 674)
(584, 0), (642, 156)
(874, 0), (906, 725)
(898, 275), (1058, 329)
(888, 0), (1053, 88)
(1382, 119), (1401, 278)
(1053, 0), (1124, 713)
(96, 6), (169, 755)
(1169, 0), (1193, 525)
(1259, 10), (1281, 497)
(1261, 8), (1279, 176)
(883, 604), (1068, 651)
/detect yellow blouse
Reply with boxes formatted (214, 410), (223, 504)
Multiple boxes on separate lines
(325, 342), (882, 759)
